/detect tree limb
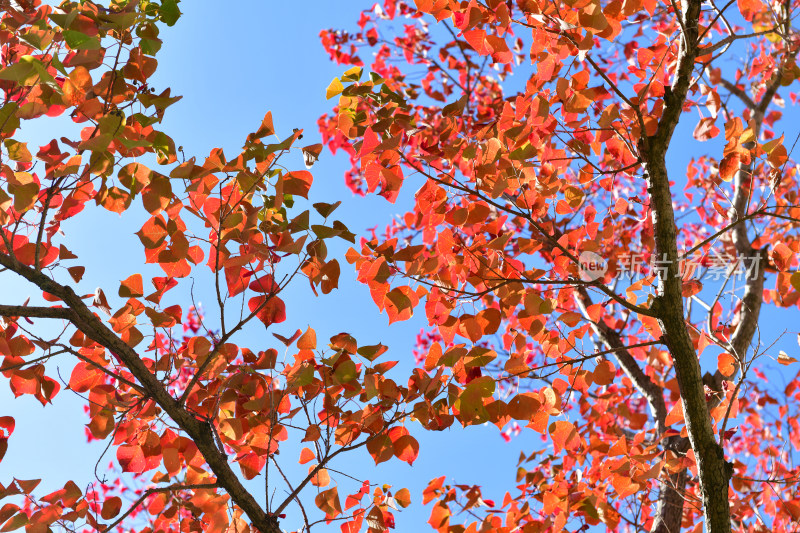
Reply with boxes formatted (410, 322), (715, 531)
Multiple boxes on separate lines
(0, 252), (281, 533)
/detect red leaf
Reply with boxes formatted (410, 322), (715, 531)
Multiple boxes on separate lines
(225, 266), (252, 297)
(249, 275), (278, 293)
(117, 445), (146, 473)
(238, 452), (266, 480)
(248, 295), (287, 327)
(0, 417), (14, 438)
(273, 329), (302, 346)
(772, 242), (793, 271)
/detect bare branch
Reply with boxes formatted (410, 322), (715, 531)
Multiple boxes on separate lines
(100, 483), (218, 532)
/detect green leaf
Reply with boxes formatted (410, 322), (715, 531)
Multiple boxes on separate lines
(790, 272), (800, 291)
(63, 30), (101, 50)
(287, 363), (315, 388)
(49, 53), (68, 76)
(442, 95), (467, 116)
(312, 224), (342, 240)
(313, 201), (341, 218)
(48, 10), (79, 30)
(334, 359), (358, 384)
(263, 136), (295, 156)
(0, 59), (36, 84)
(455, 376), (495, 425)
(152, 131), (175, 164)
(140, 38), (163, 55)
(98, 11), (139, 30)
(0, 103), (20, 135)
(159, 0), (182, 26)
(288, 210), (310, 233)
(20, 28), (54, 51)
(136, 22), (162, 55)
(357, 343), (388, 361)
(509, 142), (537, 161)
(117, 137), (153, 150)
(332, 220), (356, 243)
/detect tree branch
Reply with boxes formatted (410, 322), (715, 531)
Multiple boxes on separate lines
(0, 252), (281, 533)
(100, 483), (218, 532)
(0, 304), (74, 320)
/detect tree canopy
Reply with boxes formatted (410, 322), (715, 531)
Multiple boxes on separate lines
(1, 0), (800, 532)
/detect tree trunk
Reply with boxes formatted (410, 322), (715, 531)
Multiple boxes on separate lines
(641, 0), (733, 530)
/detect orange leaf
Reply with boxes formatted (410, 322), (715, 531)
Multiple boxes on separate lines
(247, 111), (275, 141)
(507, 393), (541, 421)
(719, 153), (740, 181)
(314, 487), (342, 517)
(366, 434), (394, 465)
(549, 420), (580, 454)
(299, 447), (315, 464)
(283, 171), (313, 199)
(395, 487), (411, 508)
(665, 401), (684, 427)
(297, 327), (317, 350)
(462, 28), (488, 54)
(718, 353), (737, 377)
(118, 273), (143, 298)
(608, 437), (628, 457)
(68, 362), (100, 393)
(778, 351), (798, 365)
(310, 466), (330, 487)
(393, 434), (419, 465)
(100, 496), (122, 520)
(592, 361), (615, 386)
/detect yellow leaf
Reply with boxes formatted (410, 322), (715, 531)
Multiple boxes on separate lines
(739, 128), (756, 145)
(326, 77), (344, 100)
(342, 66), (363, 81)
(790, 272), (800, 291)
